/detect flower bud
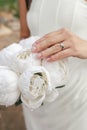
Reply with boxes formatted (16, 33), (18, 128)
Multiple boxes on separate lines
(0, 66), (20, 107)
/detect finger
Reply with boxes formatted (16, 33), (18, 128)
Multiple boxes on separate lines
(33, 28), (64, 44)
(32, 34), (65, 53)
(37, 44), (61, 58)
(47, 48), (73, 61)
(37, 41), (70, 58)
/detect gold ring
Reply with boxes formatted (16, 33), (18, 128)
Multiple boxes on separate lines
(60, 43), (65, 51)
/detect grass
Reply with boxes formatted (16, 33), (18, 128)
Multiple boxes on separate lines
(0, 0), (19, 17)
(0, 0), (14, 5)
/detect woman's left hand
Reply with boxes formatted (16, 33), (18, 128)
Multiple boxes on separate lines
(31, 28), (87, 61)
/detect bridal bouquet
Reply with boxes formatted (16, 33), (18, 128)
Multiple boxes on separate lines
(0, 36), (68, 110)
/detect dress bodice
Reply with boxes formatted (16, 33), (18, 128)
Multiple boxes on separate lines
(27, 0), (87, 40)
(27, 0), (76, 36)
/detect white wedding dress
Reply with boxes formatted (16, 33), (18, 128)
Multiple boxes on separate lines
(23, 0), (87, 130)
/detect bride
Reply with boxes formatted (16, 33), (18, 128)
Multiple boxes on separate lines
(19, 0), (87, 130)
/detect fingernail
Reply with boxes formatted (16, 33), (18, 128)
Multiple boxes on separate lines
(47, 58), (51, 61)
(31, 46), (37, 52)
(33, 41), (39, 46)
(37, 53), (42, 58)
(32, 42), (36, 46)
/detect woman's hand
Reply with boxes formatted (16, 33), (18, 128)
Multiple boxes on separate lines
(31, 28), (87, 61)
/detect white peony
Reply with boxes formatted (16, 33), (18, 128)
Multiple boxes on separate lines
(13, 48), (41, 74)
(0, 66), (20, 107)
(0, 43), (23, 73)
(19, 36), (40, 49)
(19, 66), (59, 110)
(42, 59), (68, 88)
(11, 36), (40, 74)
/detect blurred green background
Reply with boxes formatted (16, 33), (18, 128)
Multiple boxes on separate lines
(0, 0), (19, 17)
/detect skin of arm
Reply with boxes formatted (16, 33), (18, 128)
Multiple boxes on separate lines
(18, 0), (31, 39)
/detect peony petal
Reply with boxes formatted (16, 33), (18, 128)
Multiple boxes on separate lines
(13, 49), (41, 73)
(0, 91), (20, 107)
(0, 66), (20, 106)
(0, 44), (23, 72)
(19, 36), (40, 49)
(21, 94), (45, 110)
(42, 59), (68, 88)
